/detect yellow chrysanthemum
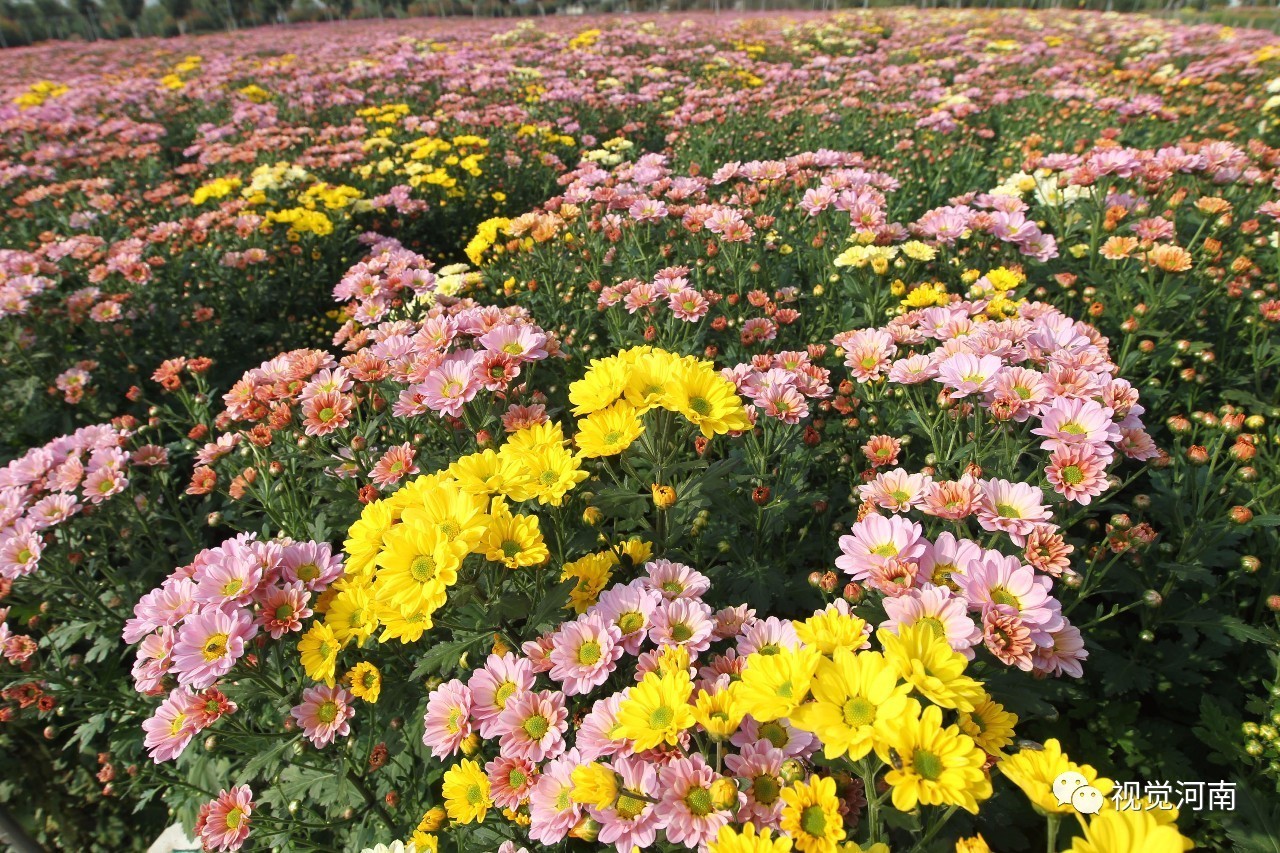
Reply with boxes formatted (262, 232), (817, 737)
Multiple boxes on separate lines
(569, 762), (621, 809)
(736, 646), (823, 722)
(791, 649), (911, 760)
(874, 700), (992, 814)
(693, 687), (745, 741)
(623, 349), (681, 412)
(569, 355), (631, 416)
(343, 499), (394, 581)
(779, 775), (846, 853)
(709, 822), (794, 853)
(665, 360), (752, 438)
(516, 443), (589, 506)
(575, 400), (645, 458)
(615, 537), (654, 568)
(614, 668), (695, 752)
(794, 607), (871, 655)
(956, 835), (992, 853)
(503, 420), (566, 456)
(373, 522), (469, 614)
(410, 832), (439, 852)
(298, 622), (341, 686)
(480, 506), (548, 569)
(324, 583), (379, 646)
(376, 601), (434, 644)
(441, 759), (492, 824)
(561, 552), (615, 613)
(879, 624), (984, 712)
(399, 480), (489, 553)
(448, 449), (532, 498)
(957, 694), (1018, 754)
(345, 662), (382, 703)
(1067, 809), (1192, 853)
(998, 738), (1114, 816)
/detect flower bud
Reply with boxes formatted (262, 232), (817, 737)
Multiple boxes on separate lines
(651, 483), (677, 511)
(1229, 506), (1254, 525)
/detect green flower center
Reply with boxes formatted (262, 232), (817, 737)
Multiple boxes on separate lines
(800, 804), (828, 837)
(759, 721), (789, 749)
(990, 587), (1020, 608)
(1060, 465), (1084, 485)
(684, 786), (713, 817)
(577, 641), (603, 666)
(842, 696), (876, 727)
(617, 611), (645, 635)
(522, 714), (550, 740)
(752, 774), (780, 804)
(670, 623), (694, 642)
(995, 503), (1021, 519)
(274, 603), (294, 620)
(316, 700), (338, 724)
(508, 769), (528, 789)
(688, 396), (712, 416)
(616, 791), (646, 820)
(410, 555), (437, 583)
(649, 705), (674, 729)
(913, 748), (944, 781)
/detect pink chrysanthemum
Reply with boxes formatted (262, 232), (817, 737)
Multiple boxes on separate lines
(196, 785), (253, 852)
(835, 514), (929, 580)
(982, 608), (1038, 670)
(711, 604), (757, 641)
(731, 716), (818, 759)
(577, 693), (627, 762)
(279, 541), (344, 592)
(596, 756), (664, 853)
(735, 615), (801, 657)
(591, 580), (662, 656)
(723, 739), (785, 827)
(859, 468), (932, 512)
(497, 689), (568, 762)
(254, 582), (312, 638)
(917, 531), (983, 590)
(549, 613), (624, 696)
(648, 598), (715, 654)
(193, 546), (263, 608)
(486, 755), (539, 810)
(882, 586), (981, 659)
(369, 443), (420, 488)
(171, 607), (256, 690)
(422, 678), (474, 758)
(1032, 397), (1121, 452)
(975, 478), (1053, 545)
(955, 551), (1064, 642)
(300, 391), (354, 436)
(527, 750), (583, 845)
(919, 475), (982, 521)
(643, 559), (711, 601)
(1045, 444), (1110, 505)
(937, 352), (1004, 399)
(142, 687), (198, 763)
(291, 684), (355, 749)
(655, 754), (734, 846)
(1031, 621), (1088, 678)
(467, 652), (535, 739)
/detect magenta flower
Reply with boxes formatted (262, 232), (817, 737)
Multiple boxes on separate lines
(497, 689), (568, 762)
(549, 613), (624, 696)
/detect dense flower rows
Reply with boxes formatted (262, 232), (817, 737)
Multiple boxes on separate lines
(1, 8), (1278, 853)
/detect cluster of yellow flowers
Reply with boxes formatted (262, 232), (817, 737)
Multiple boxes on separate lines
(266, 207), (334, 239)
(465, 216), (516, 266)
(834, 239), (937, 274)
(299, 422), (593, 684)
(965, 265), (1026, 319)
(190, 177), (242, 207)
(297, 182), (363, 211)
(569, 346), (752, 445)
(356, 127), (491, 197)
(158, 54), (202, 90)
(236, 83), (271, 103)
(14, 80), (69, 109)
(567, 28), (602, 50)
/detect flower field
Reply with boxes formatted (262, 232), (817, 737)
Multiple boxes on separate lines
(1, 8), (1279, 852)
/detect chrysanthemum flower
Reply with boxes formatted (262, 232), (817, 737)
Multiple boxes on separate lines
(656, 754), (734, 847)
(724, 739), (786, 826)
(708, 822), (794, 853)
(735, 646), (822, 722)
(442, 759), (492, 824)
(596, 756), (663, 853)
(467, 652), (535, 739)
(497, 689), (568, 762)
(666, 360), (752, 438)
(549, 613), (624, 696)
(649, 598), (716, 653)
(882, 586), (980, 659)
(527, 750), (583, 844)
(1045, 443), (1110, 504)
(592, 580), (662, 655)
(791, 649), (910, 760)
(878, 624), (985, 712)
(422, 678), (473, 759)
(324, 584), (379, 647)
(345, 661), (382, 703)
(196, 785), (253, 852)
(957, 693), (1018, 754)
(1066, 808), (1191, 853)
(486, 755), (538, 810)
(615, 668), (695, 752)
(570, 355), (630, 416)
(373, 523), (468, 615)
(778, 774), (846, 853)
(794, 602), (871, 655)
(575, 400), (645, 458)
(256, 582), (312, 639)
(955, 550), (1063, 641)
(835, 515), (928, 581)
(171, 606), (256, 690)
(298, 621), (341, 685)
(975, 478), (1053, 544)
(998, 738), (1113, 815)
(291, 684), (355, 749)
(875, 701), (991, 814)
(480, 506), (548, 569)
(142, 687), (198, 763)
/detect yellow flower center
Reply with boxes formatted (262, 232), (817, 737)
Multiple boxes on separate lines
(494, 681), (517, 708)
(648, 705), (675, 729)
(918, 616), (947, 640)
(466, 783), (484, 806)
(912, 748), (944, 781)
(508, 769), (528, 789)
(995, 503), (1021, 519)
(617, 611), (645, 635)
(1060, 421), (1087, 435)
(410, 555), (437, 583)
(870, 543), (899, 557)
(316, 700), (338, 724)
(684, 786), (713, 817)
(201, 633), (229, 662)
(990, 586), (1020, 608)
(616, 791), (647, 820)
(220, 579), (243, 597)
(225, 807), (243, 830)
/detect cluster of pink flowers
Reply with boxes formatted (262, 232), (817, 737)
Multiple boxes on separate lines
(834, 298), (1158, 504)
(0, 423), (159, 580)
(0, 249), (56, 319)
(720, 348), (832, 425)
(423, 558), (854, 850)
(0, 605), (38, 668)
(837, 511), (1085, 677)
(332, 234), (439, 325)
(124, 534), (343, 762)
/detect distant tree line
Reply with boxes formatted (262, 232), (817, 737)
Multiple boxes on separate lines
(0, 0), (1273, 49)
